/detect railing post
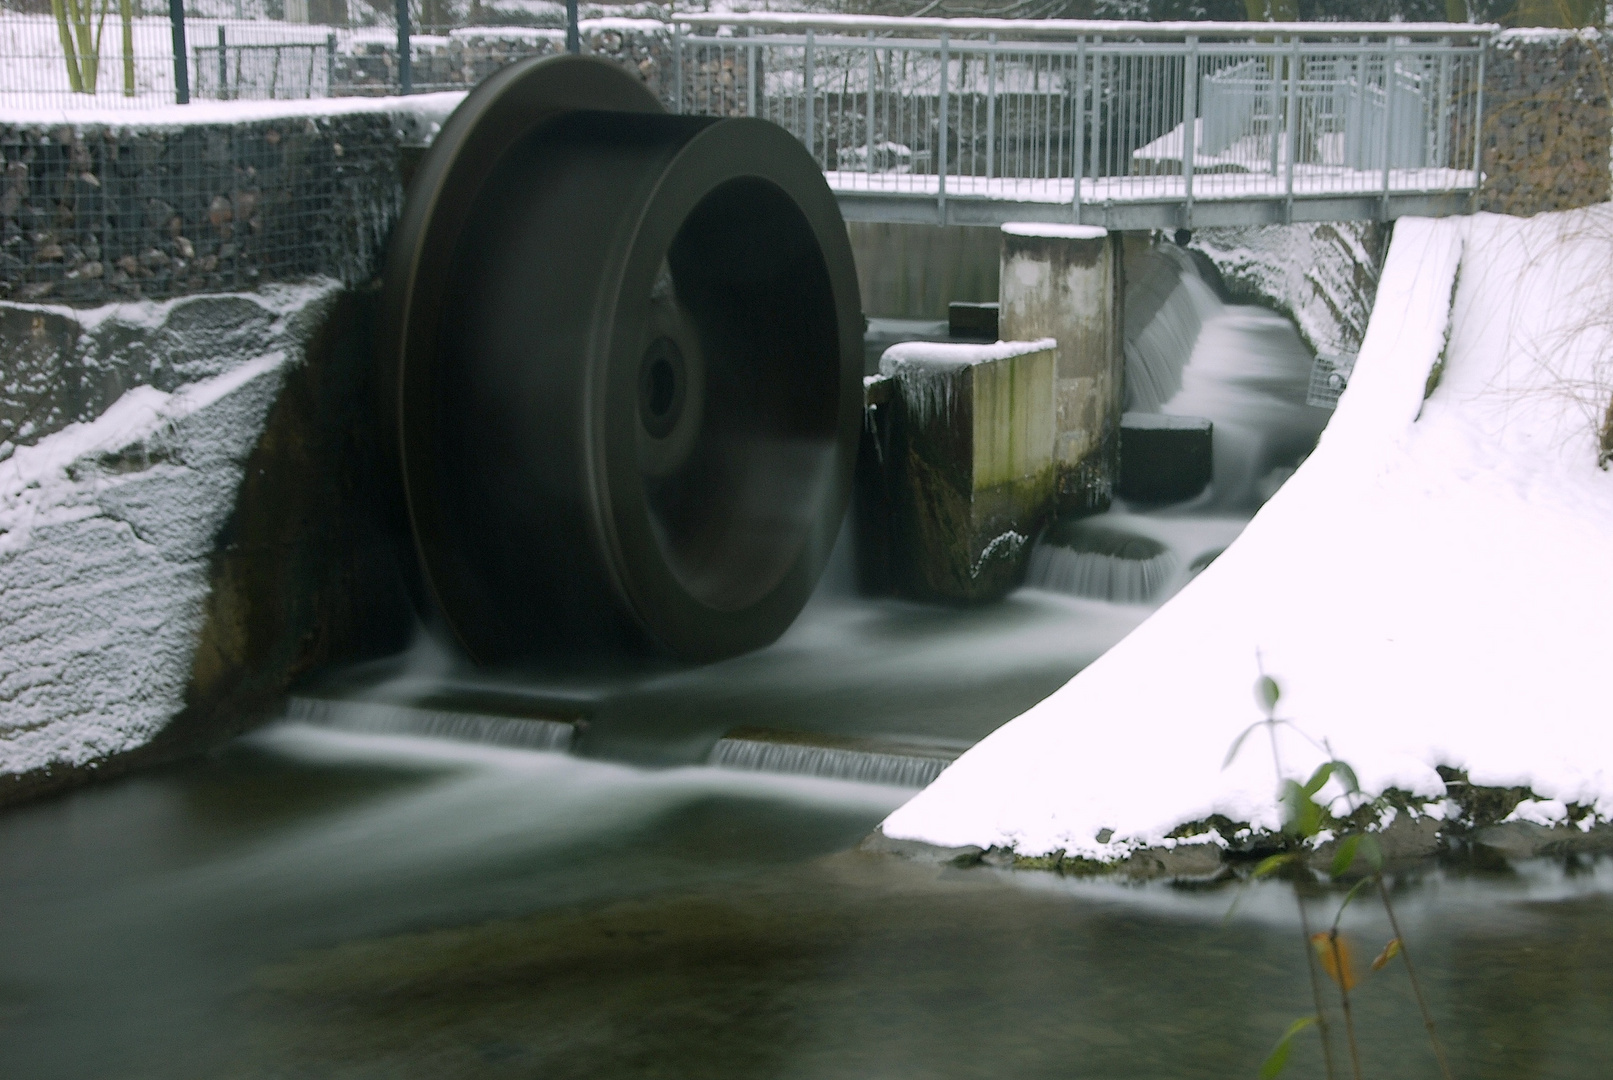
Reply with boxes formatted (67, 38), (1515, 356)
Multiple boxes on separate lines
(1381, 36), (1397, 219)
(396, 0), (411, 95)
(1182, 35), (1198, 226)
(749, 29), (759, 118)
(1073, 35), (1085, 222)
(169, 0), (189, 104)
(326, 32), (337, 95)
(217, 24), (227, 100)
(1284, 35), (1300, 222)
(986, 32), (996, 182)
(1267, 44), (1282, 176)
(937, 32), (949, 222)
(804, 29), (816, 163)
(1471, 41), (1485, 208)
(565, 0), (580, 55)
(1434, 38), (1451, 167)
(867, 31), (876, 174)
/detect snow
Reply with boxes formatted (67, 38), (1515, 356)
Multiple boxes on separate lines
(0, 83), (464, 130)
(824, 167), (1477, 206)
(675, 13), (1496, 38)
(880, 206), (1613, 860)
(1002, 223), (1108, 241)
(0, 280), (342, 779)
(879, 337), (1057, 367)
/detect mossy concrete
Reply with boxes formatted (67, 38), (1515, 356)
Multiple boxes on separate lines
(876, 341), (1058, 603)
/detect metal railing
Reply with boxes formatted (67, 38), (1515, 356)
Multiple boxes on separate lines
(670, 15), (1491, 227)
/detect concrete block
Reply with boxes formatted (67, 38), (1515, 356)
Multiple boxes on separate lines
(998, 223), (1124, 516)
(1118, 411), (1212, 504)
(948, 301), (998, 341)
(877, 338), (1058, 601)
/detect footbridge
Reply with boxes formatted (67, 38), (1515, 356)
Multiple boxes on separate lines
(667, 15), (1495, 230)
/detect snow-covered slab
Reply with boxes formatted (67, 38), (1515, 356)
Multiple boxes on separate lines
(880, 206), (1613, 864)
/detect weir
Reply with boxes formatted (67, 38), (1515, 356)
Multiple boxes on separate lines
(0, 21), (1606, 798)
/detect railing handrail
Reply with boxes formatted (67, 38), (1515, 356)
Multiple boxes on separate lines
(671, 13), (1499, 41)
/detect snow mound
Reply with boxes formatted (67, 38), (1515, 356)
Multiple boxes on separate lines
(880, 207), (1613, 862)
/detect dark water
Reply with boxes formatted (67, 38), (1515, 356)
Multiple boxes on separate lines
(2, 728), (1609, 1080)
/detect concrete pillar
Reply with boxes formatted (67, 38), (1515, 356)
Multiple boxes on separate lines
(998, 223), (1124, 517)
(872, 338), (1058, 602)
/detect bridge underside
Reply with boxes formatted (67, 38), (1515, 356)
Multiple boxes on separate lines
(835, 187), (1474, 230)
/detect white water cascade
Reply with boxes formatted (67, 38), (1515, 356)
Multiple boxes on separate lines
(1025, 241), (1332, 604)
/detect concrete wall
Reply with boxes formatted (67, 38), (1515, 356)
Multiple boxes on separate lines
(847, 222), (1001, 320)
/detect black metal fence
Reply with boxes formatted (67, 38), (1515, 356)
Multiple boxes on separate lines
(0, 0), (586, 109)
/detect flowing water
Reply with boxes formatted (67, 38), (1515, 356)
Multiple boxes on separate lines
(6, 245), (1605, 1077)
(2, 729), (1609, 1079)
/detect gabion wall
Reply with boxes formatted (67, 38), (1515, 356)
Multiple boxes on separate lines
(1479, 30), (1612, 217)
(335, 25), (675, 102)
(0, 110), (416, 305)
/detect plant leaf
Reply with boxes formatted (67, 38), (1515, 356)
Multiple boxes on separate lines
(1253, 852), (1296, 878)
(1281, 780), (1324, 838)
(1357, 833), (1384, 872)
(1224, 723), (1261, 770)
(1255, 675), (1281, 716)
(1258, 1015), (1317, 1080)
(1330, 760), (1362, 796)
(1330, 834), (1362, 879)
(1311, 932), (1358, 991)
(1302, 762), (1336, 798)
(1371, 937), (1403, 971)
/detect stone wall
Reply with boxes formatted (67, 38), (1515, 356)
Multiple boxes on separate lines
(0, 285), (415, 806)
(1480, 29), (1613, 217)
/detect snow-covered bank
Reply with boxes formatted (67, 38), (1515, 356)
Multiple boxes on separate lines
(880, 207), (1613, 867)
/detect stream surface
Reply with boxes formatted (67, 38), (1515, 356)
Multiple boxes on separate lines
(7, 248), (1606, 1077)
(2, 729), (1610, 1079)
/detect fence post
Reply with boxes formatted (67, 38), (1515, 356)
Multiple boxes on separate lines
(396, 0), (411, 94)
(216, 25), (228, 100)
(566, 0), (579, 55)
(937, 32), (948, 222)
(673, 22), (683, 113)
(169, 0), (190, 104)
(804, 29), (816, 163)
(327, 32), (336, 94)
(750, 29), (759, 118)
(1181, 35), (1197, 227)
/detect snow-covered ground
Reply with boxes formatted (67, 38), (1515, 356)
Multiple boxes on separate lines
(880, 206), (1613, 863)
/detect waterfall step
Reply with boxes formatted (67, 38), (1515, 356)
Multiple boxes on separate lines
(709, 727), (968, 788)
(286, 696), (579, 753)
